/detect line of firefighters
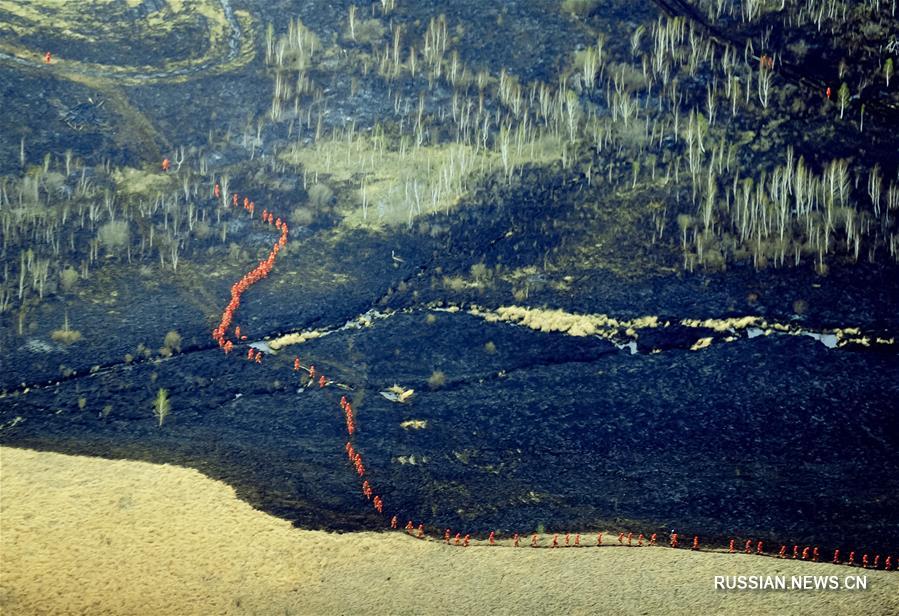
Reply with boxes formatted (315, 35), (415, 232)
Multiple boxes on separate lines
(210, 185), (894, 573)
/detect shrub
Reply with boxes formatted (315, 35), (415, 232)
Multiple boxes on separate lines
(443, 276), (466, 292)
(97, 220), (130, 254)
(59, 267), (79, 292)
(471, 263), (491, 284)
(354, 18), (386, 45)
(307, 183), (334, 208)
(290, 206), (314, 226)
(51, 328), (81, 343)
(163, 330), (182, 353)
(428, 370), (446, 389)
(51, 314), (82, 345)
(193, 220), (211, 240)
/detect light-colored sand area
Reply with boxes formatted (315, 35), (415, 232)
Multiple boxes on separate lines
(1, 446), (896, 616)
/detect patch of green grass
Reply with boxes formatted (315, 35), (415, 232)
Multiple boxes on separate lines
(282, 129), (566, 229)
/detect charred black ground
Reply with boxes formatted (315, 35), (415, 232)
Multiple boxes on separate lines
(1, 0), (898, 560)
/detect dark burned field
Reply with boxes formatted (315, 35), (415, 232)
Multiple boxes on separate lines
(2, 0), (899, 570)
(2, 188), (898, 558)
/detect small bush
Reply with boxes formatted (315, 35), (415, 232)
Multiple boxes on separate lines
(471, 263), (491, 285)
(443, 276), (466, 292)
(97, 220), (130, 254)
(59, 267), (79, 292)
(193, 221), (211, 240)
(428, 370), (446, 389)
(51, 315), (81, 345)
(354, 18), (386, 45)
(290, 206), (314, 226)
(163, 330), (182, 353)
(51, 328), (82, 344)
(307, 183), (334, 208)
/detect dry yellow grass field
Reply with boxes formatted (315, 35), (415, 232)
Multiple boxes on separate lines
(1, 446), (896, 615)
